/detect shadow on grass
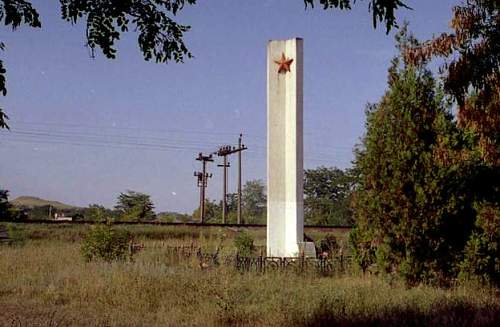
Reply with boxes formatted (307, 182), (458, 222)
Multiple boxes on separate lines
(294, 300), (500, 327)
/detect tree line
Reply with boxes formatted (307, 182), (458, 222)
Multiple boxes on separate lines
(0, 168), (356, 225)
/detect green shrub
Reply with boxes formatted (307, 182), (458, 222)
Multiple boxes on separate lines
(233, 231), (254, 257)
(317, 234), (339, 255)
(6, 224), (28, 246)
(349, 227), (375, 274)
(459, 203), (500, 286)
(81, 225), (131, 262)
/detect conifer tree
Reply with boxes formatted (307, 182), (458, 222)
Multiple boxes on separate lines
(351, 29), (474, 285)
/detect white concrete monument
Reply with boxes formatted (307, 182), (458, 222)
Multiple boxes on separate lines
(267, 38), (304, 257)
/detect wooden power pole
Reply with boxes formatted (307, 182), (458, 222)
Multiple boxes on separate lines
(216, 135), (247, 224)
(216, 147), (231, 224)
(237, 134), (246, 224)
(194, 152), (213, 223)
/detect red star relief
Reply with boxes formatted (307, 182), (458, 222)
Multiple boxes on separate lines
(274, 53), (294, 74)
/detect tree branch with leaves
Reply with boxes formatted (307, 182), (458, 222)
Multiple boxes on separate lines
(0, 0), (409, 129)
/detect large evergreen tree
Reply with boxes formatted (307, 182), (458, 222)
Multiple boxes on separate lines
(351, 30), (474, 285)
(404, 0), (499, 285)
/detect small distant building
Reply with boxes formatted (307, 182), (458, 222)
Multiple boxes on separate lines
(54, 213), (73, 221)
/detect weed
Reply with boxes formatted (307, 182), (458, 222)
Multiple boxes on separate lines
(81, 224), (131, 262)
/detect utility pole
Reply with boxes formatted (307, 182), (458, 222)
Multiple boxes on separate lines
(194, 152), (213, 223)
(216, 135), (247, 224)
(216, 146), (232, 224)
(237, 134), (246, 224)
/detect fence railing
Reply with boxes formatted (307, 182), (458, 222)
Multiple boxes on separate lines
(229, 255), (351, 275)
(161, 244), (352, 274)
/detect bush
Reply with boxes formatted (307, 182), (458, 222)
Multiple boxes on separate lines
(317, 234), (339, 256)
(233, 231), (254, 257)
(5, 224), (28, 246)
(81, 225), (131, 262)
(459, 203), (500, 286)
(349, 227), (376, 274)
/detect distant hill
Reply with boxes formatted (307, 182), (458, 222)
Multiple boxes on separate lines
(11, 196), (78, 210)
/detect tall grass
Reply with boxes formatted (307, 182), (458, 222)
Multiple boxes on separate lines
(8, 223), (268, 244)
(0, 226), (498, 326)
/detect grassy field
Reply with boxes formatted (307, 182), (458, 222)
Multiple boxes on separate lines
(0, 223), (498, 326)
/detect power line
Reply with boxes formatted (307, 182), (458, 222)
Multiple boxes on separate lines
(1, 128), (242, 152)
(3, 129), (224, 149)
(1, 133), (354, 159)
(10, 120), (362, 143)
(0, 135), (202, 152)
(0, 131), (355, 165)
(10, 120), (266, 139)
(3, 123), (357, 153)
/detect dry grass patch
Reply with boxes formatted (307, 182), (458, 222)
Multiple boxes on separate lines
(0, 228), (498, 326)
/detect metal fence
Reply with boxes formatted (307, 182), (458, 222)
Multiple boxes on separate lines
(229, 255), (351, 275)
(162, 244), (351, 275)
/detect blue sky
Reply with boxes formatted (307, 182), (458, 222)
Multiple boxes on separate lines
(0, 0), (457, 213)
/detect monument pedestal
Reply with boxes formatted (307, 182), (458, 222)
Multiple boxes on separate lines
(267, 38), (304, 257)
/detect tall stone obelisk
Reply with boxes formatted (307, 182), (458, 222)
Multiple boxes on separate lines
(267, 38), (304, 257)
